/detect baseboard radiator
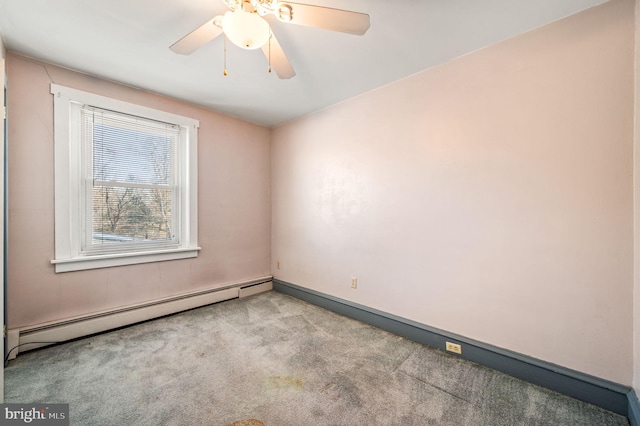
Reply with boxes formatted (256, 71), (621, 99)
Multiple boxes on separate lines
(7, 277), (273, 360)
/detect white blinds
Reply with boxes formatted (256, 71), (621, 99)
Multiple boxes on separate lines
(80, 106), (181, 254)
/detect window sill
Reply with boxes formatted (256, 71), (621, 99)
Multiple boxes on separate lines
(51, 247), (201, 273)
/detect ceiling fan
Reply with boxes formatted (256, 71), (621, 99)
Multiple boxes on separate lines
(169, 0), (370, 79)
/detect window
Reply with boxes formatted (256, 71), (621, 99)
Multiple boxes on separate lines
(83, 107), (179, 254)
(51, 84), (200, 272)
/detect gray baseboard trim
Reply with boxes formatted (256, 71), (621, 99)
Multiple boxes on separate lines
(273, 279), (631, 417)
(629, 389), (640, 426)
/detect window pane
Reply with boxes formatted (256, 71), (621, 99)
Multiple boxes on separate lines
(83, 107), (180, 253)
(92, 186), (174, 244)
(93, 123), (173, 186)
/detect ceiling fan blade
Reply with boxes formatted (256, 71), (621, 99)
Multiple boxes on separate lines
(279, 2), (370, 35)
(261, 33), (295, 79)
(170, 17), (223, 55)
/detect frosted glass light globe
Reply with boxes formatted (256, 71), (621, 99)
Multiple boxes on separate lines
(222, 10), (270, 50)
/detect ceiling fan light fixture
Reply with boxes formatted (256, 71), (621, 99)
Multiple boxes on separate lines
(222, 10), (270, 50)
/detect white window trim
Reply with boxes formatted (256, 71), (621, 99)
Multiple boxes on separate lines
(51, 84), (200, 273)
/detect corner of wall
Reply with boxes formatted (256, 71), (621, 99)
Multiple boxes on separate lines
(0, 33), (5, 60)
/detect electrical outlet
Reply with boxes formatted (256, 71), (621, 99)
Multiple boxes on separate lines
(276, 261), (280, 269)
(351, 277), (357, 289)
(445, 342), (462, 355)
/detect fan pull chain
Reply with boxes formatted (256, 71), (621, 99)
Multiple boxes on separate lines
(223, 34), (228, 76)
(267, 33), (272, 73)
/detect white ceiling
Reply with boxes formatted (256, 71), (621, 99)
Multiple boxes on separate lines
(0, 0), (608, 127)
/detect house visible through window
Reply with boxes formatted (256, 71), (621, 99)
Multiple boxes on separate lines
(51, 84), (200, 272)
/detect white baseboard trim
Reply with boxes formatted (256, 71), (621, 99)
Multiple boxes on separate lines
(239, 281), (273, 298)
(7, 276), (273, 360)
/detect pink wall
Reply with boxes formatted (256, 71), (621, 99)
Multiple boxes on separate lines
(634, 0), (640, 396)
(272, 0), (634, 384)
(6, 54), (271, 329)
(4, 0), (636, 389)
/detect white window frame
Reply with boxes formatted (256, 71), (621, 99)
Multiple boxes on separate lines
(51, 84), (200, 273)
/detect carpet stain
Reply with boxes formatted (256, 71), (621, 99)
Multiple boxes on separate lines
(267, 375), (304, 390)
(230, 419), (265, 426)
